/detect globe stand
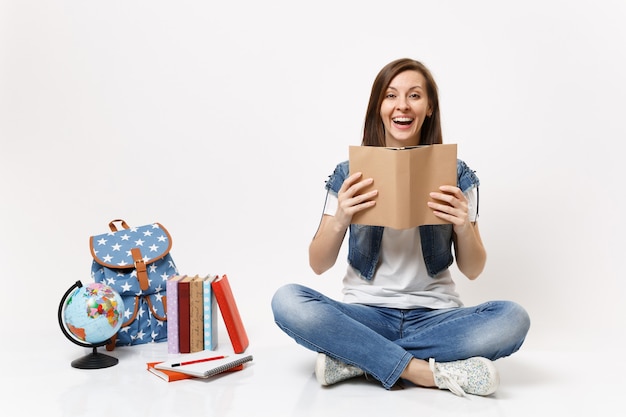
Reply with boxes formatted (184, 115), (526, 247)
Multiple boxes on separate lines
(58, 280), (122, 370)
(71, 346), (119, 369)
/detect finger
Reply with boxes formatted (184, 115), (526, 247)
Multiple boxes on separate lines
(428, 198), (467, 217)
(340, 172), (364, 192)
(430, 209), (464, 226)
(429, 191), (456, 206)
(438, 185), (462, 195)
(428, 202), (466, 225)
(351, 178), (375, 196)
(427, 201), (455, 214)
(342, 175), (374, 199)
(431, 189), (467, 206)
(435, 186), (465, 202)
(341, 189), (378, 210)
(351, 189), (378, 206)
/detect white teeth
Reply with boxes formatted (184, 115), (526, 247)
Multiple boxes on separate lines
(393, 117), (413, 122)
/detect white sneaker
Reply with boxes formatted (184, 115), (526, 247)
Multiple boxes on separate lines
(315, 353), (365, 386)
(429, 357), (499, 397)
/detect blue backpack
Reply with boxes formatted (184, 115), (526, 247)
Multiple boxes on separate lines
(90, 219), (178, 350)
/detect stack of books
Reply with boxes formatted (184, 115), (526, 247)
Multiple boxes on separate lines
(148, 274), (250, 382)
(166, 274), (218, 354)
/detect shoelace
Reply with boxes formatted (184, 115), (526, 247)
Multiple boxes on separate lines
(429, 358), (467, 397)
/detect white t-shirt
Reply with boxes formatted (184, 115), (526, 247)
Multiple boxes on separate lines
(323, 189), (477, 309)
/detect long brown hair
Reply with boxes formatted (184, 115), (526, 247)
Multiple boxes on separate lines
(362, 58), (442, 147)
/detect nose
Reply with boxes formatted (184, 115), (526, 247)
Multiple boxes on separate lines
(396, 96), (409, 110)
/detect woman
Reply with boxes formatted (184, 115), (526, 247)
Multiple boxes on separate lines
(271, 58), (530, 397)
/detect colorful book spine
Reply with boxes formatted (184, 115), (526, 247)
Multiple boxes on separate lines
(166, 275), (185, 354)
(189, 275), (204, 353)
(203, 275), (218, 350)
(211, 274), (249, 353)
(177, 275), (194, 354)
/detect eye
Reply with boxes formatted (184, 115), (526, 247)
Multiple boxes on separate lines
(409, 93), (421, 99)
(385, 93), (396, 99)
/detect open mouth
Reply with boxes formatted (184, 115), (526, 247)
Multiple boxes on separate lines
(392, 117), (414, 126)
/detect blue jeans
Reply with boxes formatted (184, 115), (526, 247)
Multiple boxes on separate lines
(271, 283), (530, 389)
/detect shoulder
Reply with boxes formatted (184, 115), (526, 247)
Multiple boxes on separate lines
(324, 160), (349, 194)
(335, 160), (349, 174)
(456, 159), (480, 192)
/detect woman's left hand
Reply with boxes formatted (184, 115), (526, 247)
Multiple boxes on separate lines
(428, 185), (471, 232)
(428, 185), (485, 279)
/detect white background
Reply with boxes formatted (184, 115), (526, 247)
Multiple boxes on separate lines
(2, 0), (624, 361)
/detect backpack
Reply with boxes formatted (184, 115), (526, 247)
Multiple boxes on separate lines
(90, 219), (178, 350)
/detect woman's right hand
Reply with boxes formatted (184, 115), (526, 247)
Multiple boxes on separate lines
(334, 172), (378, 230)
(309, 172), (377, 275)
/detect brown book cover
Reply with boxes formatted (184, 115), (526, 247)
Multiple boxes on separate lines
(189, 275), (204, 353)
(177, 275), (194, 354)
(211, 274), (249, 353)
(349, 144), (457, 229)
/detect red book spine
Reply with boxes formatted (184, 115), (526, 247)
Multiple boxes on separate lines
(211, 274), (249, 353)
(177, 276), (192, 354)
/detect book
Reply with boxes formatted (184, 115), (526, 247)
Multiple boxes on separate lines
(349, 144), (457, 229)
(211, 274), (249, 353)
(203, 274), (218, 350)
(177, 275), (194, 354)
(146, 361), (198, 382)
(166, 275), (186, 354)
(189, 275), (204, 353)
(154, 350), (253, 379)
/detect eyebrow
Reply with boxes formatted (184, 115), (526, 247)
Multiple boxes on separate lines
(387, 85), (425, 91)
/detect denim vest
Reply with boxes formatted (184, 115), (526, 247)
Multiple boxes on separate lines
(325, 159), (480, 280)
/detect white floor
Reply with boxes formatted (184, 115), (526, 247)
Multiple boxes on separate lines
(4, 329), (622, 417)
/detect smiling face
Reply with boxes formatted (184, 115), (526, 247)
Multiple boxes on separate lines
(380, 70), (432, 148)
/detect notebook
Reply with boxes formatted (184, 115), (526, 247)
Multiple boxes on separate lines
(146, 361), (198, 382)
(154, 350), (253, 378)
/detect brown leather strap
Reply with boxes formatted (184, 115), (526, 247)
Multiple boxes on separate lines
(105, 334), (117, 351)
(108, 219), (130, 232)
(121, 296), (139, 327)
(131, 247), (149, 291)
(105, 294), (167, 350)
(146, 295), (167, 322)
(106, 295), (139, 351)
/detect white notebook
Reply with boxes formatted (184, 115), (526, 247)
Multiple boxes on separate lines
(155, 350), (253, 378)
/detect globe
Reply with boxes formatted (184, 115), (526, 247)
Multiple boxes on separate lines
(58, 280), (125, 369)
